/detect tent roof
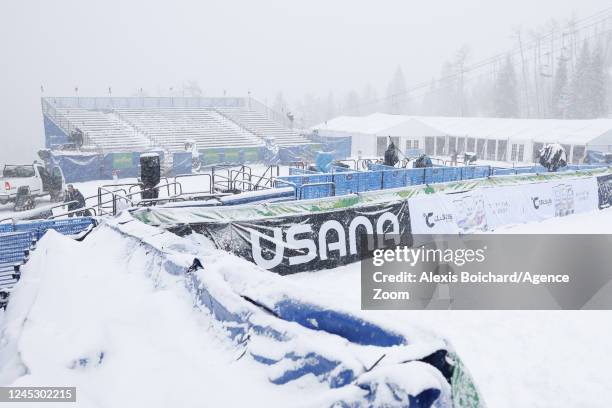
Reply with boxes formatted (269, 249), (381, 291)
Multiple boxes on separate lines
(313, 114), (612, 145)
(312, 113), (410, 135)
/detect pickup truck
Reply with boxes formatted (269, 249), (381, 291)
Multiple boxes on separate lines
(0, 163), (65, 211)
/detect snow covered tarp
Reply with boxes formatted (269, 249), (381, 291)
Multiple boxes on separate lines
(0, 215), (485, 407)
(120, 216), (485, 406)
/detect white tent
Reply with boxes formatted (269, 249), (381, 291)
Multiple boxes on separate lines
(312, 114), (612, 164)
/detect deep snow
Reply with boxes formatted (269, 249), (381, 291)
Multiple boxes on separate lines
(1, 188), (612, 407)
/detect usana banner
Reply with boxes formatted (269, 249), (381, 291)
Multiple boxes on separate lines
(172, 200), (412, 274)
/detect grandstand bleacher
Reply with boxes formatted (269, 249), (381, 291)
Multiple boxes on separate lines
(215, 107), (310, 146)
(42, 97), (310, 154)
(57, 108), (153, 151)
(114, 107), (263, 151)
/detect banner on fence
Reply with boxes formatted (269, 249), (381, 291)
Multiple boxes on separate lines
(175, 200), (412, 274)
(409, 177), (599, 234)
(596, 174), (612, 209)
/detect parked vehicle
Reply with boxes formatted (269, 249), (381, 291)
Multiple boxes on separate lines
(0, 162), (65, 211)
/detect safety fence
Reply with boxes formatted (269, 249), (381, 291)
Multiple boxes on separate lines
(279, 165), (492, 199)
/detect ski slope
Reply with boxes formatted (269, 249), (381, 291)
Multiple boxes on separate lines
(0, 207), (611, 407)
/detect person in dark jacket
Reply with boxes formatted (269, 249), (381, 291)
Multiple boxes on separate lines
(384, 139), (399, 167)
(64, 184), (86, 217)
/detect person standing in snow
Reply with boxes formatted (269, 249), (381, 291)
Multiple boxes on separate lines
(64, 184), (86, 217)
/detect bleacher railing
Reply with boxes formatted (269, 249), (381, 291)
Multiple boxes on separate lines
(41, 98), (99, 150)
(246, 97), (293, 129)
(43, 96), (247, 110)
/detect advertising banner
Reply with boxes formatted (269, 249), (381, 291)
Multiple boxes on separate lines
(596, 174), (612, 209)
(407, 194), (460, 235)
(521, 178), (598, 222)
(176, 200), (412, 274)
(409, 177), (598, 234)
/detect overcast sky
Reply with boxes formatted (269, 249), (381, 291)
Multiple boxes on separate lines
(0, 0), (609, 162)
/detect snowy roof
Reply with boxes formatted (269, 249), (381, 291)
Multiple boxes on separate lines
(312, 114), (612, 145)
(312, 113), (411, 135)
(413, 116), (612, 145)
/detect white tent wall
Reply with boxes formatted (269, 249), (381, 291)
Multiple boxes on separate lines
(312, 114), (612, 164)
(586, 129), (612, 153)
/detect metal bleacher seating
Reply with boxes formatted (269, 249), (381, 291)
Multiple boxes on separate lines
(113, 107), (263, 152)
(57, 108), (153, 151)
(215, 107), (310, 146)
(45, 98), (312, 155)
(0, 231), (35, 303)
(0, 217), (96, 307)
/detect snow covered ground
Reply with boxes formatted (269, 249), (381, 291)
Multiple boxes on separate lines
(287, 207), (612, 408)
(1, 174), (612, 407)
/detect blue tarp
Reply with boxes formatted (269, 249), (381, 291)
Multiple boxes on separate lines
(584, 150), (612, 165)
(49, 152), (103, 183)
(172, 152), (193, 176)
(307, 134), (351, 159)
(49, 150), (164, 182)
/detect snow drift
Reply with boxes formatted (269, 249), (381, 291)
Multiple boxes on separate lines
(0, 215), (483, 407)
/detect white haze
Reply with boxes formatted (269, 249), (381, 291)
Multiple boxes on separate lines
(0, 0), (609, 163)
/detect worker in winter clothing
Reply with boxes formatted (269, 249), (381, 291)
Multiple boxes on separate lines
(64, 184), (86, 217)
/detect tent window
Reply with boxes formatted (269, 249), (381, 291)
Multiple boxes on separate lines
(425, 137), (435, 155)
(448, 137), (457, 154)
(413, 140), (419, 149)
(512, 144), (525, 162)
(497, 140), (507, 161)
(406, 140), (412, 150)
(562, 144), (571, 159)
(533, 142), (544, 161)
(573, 146), (585, 164)
(435, 136), (446, 155)
(457, 137), (466, 153)
(376, 137), (387, 156)
(486, 140), (497, 160)
(467, 138), (476, 152)
(476, 139), (486, 158)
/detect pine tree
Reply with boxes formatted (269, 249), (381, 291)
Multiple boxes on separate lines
(437, 61), (459, 115)
(494, 55), (519, 117)
(567, 40), (591, 118)
(344, 90), (361, 116)
(385, 66), (411, 114)
(552, 56), (570, 118)
(421, 79), (438, 115)
(361, 84), (379, 115)
(325, 91), (336, 121)
(589, 44), (607, 118)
